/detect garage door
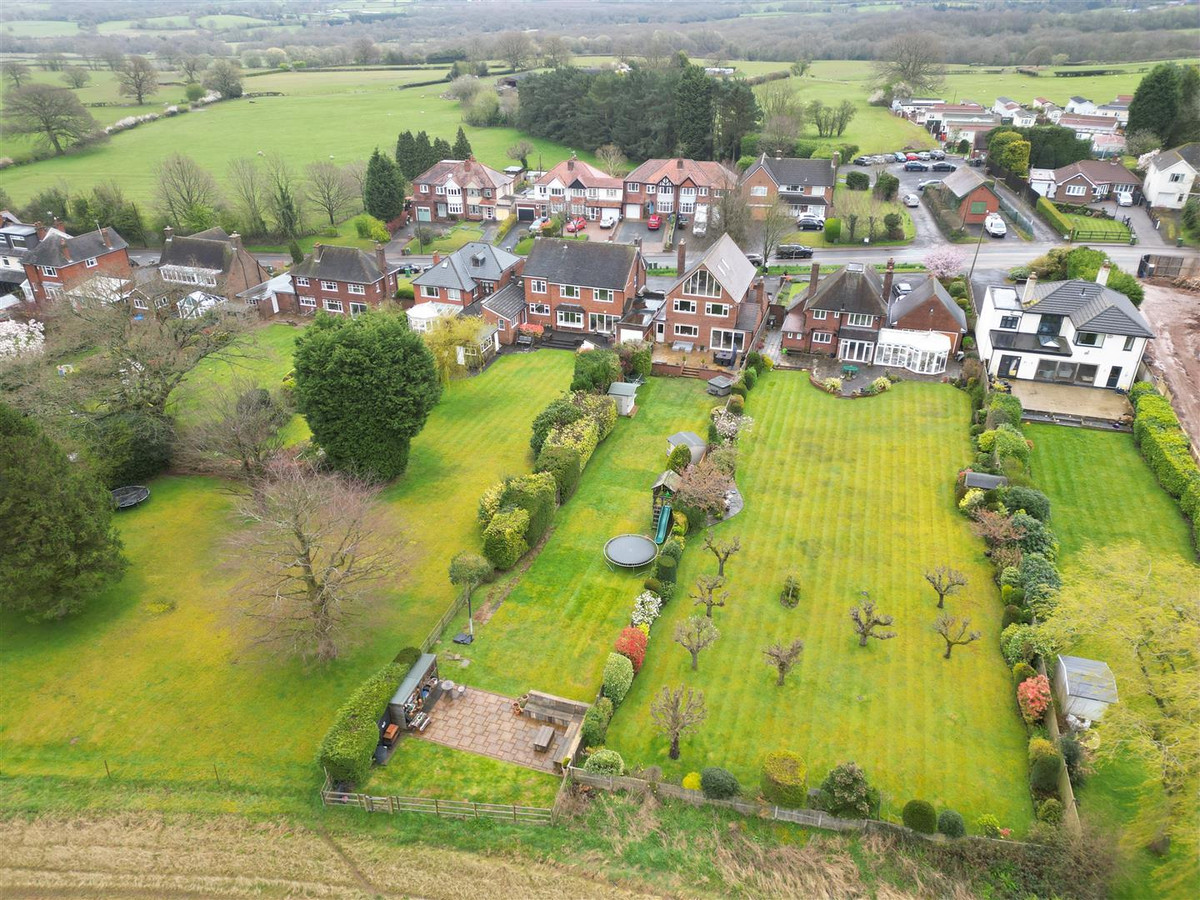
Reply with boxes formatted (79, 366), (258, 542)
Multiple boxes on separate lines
(517, 207), (535, 222)
(416, 207), (432, 222)
(625, 204), (641, 221)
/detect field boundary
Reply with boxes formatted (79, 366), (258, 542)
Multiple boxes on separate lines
(320, 774), (554, 825)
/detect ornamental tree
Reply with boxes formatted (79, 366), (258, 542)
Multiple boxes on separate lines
(1017, 674), (1052, 725)
(293, 310), (441, 480)
(850, 592), (896, 647)
(703, 530), (741, 577)
(763, 638), (804, 686)
(649, 683), (707, 760)
(933, 613), (981, 660)
(675, 614), (719, 671)
(922, 247), (965, 279)
(675, 458), (735, 520)
(690, 573), (729, 618)
(923, 565), (968, 609)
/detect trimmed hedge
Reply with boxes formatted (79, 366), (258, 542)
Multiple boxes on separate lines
(700, 766), (741, 799)
(1037, 196), (1075, 237)
(938, 809), (966, 838)
(317, 658), (411, 787)
(500, 472), (557, 546)
(602, 652), (634, 706)
(583, 748), (624, 775)
(902, 799), (937, 834)
(580, 696), (613, 748)
(543, 417), (600, 470)
(760, 750), (807, 807)
(1130, 387), (1200, 548)
(535, 444), (583, 500)
(530, 395), (585, 455)
(571, 349), (621, 393)
(482, 507), (530, 570)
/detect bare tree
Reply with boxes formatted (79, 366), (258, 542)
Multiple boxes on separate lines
(304, 160), (358, 226)
(494, 31), (535, 71)
(117, 55), (159, 105)
(351, 37), (379, 65)
(3, 84), (98, 156)
(344, 159), (369, 208)
(2, 61), (31, 88)
(872, 33), (945, 94)
(933, 613), (981, 660)
(178, 54), (209, 83)
(227, 157), (269, 237)
(649, 684), (707, 759)
(265, 153), (303, 238)
(711, 185), (753, 249)
(758, 198), (793, 263)
(763, 638), (804, 686)
(690, 574), (729, 618)
(61, 67), (91, 89)
(758, 81), (804, 155)
(703, 530), (741, 577)
(595, 143), (628, 177)
(924, 566), (968, 609)
(849, 592), (896, 647)
(675, 614), (719, 671)
(99, 48), (125, 72)
(237, 459), (388, 663)
(179, 376), (289, 483)
(831, 100), (857, 137)
(540, 34), (573, 68)
(156, 153), (222, 228)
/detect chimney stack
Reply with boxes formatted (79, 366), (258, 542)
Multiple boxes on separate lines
(807, 262), (821, 298)
(314, 243), (323, 261)
(34, 221), (47, 240)
(230, 232), (242, 251)
(1021, 272), (1039, 307)
(101, 227), (112, 249)
(567, 154), (575, 172)
(881, 257), (895, 306)
(775, 148), (783, 159)
(1095, 263), (1111, 286)
(375, 241), (388, 277)
(756, 277), (766, 309)
(676, 158), (684, 170)
(676, 239), (686, 275)
(164, 225), (174, 243)
(433, 251), (441, 265)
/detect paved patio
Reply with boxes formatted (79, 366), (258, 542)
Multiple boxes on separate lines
(1009, 381), (1131, 420)
(417, 686), (575, 773)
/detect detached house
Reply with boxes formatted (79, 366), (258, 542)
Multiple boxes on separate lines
(0, 218), (42, 295)
(1037, 159), (1140, 202)
(146, 226), (270, 317)
(521, 238), (645, 339)
(661, 234), (765, 362)
(412, 157), (514, 224)
(622, 158), (736, 221)
(992, 98), (1037, 127)
(781, 262), (891, 364)
(976, 269), (1153, 391)
(520, 155), (623, 225)
(411, 242), (522, 309)
(289, 243), (399, 316)
(926, 103), (1000, 143)
(741, 154), (837, 220)
(1142, 143), (1200, 209)
(21, 225), (132, 311)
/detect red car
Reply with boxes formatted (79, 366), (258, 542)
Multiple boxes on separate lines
(905, 152), (919, 161)
(647, 214), (663, 230)
(564, 216), (587, 234)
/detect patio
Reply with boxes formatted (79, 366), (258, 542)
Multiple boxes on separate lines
(777, 347), (961, 396)
(1008, 381), (1131, 422)
(416, 686), (578, 774)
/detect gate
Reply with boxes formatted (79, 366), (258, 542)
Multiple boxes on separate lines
(1138, 253), (1199, 279)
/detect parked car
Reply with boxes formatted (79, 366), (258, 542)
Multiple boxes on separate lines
(795, 215), (825, 231)
(892, 280), (915, 299)
(931, 162), (957, 173)
(854, 156), (872, 166)
(1115, 191), (1134, 207)
(564, 216), (587, 234)
(929, 149), (947, 160)
(776, 244), (815, 260)
(647, 214), (663, 230)
(905, 152), (920, 161)
(599, 209), (620, 229)
(677, 215), (690, 229)
(917, 179), (943, 191)
(917, 151), (932, 161)
(904, 161), (930, 172)
(902, 193), (920, 207)
(527, 216), (550, 234)
(893, 151), (909, 162)
(744, 252), (765, 268)
(984, 213), (1007, 238)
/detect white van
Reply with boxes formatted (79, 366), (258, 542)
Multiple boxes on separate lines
(692, 205), (709, 236)
(1115, 191), (1134, 207)
(984, 213), (1007, 238)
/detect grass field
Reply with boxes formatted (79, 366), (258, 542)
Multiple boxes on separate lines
(366, 738), (561, 805)
(1027, 425), (1198, 898)
(602, 374), (1031, 828)
(0, 347), (573, 797)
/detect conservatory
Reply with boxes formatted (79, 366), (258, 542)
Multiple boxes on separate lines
(873, 328), (951, 375)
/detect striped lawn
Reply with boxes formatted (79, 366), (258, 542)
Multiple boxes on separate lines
(605, 372), (1032, 828)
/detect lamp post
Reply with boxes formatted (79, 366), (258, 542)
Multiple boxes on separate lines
(966, 212), (987, 284)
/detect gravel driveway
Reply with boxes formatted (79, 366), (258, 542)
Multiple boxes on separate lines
(1140, 281), (1200, 446)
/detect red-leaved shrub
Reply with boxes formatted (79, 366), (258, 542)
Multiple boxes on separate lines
(614, 626), (648, 672)
(1017, 674), (1052, 724)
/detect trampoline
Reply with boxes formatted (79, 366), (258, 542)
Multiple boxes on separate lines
(111, 485), (150, 509)
(603, 534), (658, 571)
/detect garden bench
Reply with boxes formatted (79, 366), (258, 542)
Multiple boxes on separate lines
(532, 725), (555, 753)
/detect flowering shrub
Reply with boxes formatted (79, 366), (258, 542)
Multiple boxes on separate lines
(710, 407), (753, 443)
(1018, 674), (1052, 724)
(975, 813), (1002, 837)
(614, 626), (648, 672)
(682, 771), (702, 791)
(870, 376), (891, 394)
(636, 622), (650, 640)
(958, 488), (985, 514)
(821, 376), (842, 393)
(0, 319), (45, 358)
(517, 323), (544, 338)
(631, 591), (662, 627)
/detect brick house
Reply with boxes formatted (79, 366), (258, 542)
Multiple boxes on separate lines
(20, 225), (132, 312)
(521, 238), (645, 339)
(938, 167), (1000, 226)
(661, 234), (765, 362)
(289, 243), (400, 317)
(886, 278), (968, 355)
(781, 262), (892, 363)
(411, 242), (523, 310)
(411, 156), (514, 224)
(1041, 159), (1140, 202)
(149, 226), (270, 314)
(622, 158), (737, 221)
(480, 283), (527, 345)
(519, 155), (624, 223)
(740, 153), (837, 220)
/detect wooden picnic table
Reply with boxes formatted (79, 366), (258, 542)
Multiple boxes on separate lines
(532, 725), (555, 753)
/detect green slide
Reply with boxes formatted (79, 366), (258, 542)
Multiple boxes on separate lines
(654, 504), (672, 544)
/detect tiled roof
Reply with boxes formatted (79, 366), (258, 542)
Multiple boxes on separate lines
(1058, 114), (1118, 128)
(1052, 159), (1138, 185)
(523, 239), (637, 291)
(671, 234), (756, 301)
(1151, 142), (1200, 172)
(414, 157), (509, 189)
(291, 245), (387, 283)
(889, 278), (967, 331)
(801, 263), (887, 317)
(624, 158), (737, 189)
(160, 235), (232, 271)
(413, 242), (521, 292)
(537, 157), (621, 190)
(22, 227), (127, 268)
(940, 167), (991, 199)
(746, 154), (836, 188)
(482, 282), (526, 321)
(1024, 279), (1154, 338)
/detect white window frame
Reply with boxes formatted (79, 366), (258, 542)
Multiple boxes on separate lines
(699, 187), (709, 197)
(673, 323), (699, 338)
(85, 257), (98, 269)
(299, 296), (317, 308)
(682, 268), (723, 299)
(812, 331), (833, 344)
(324, 298), (345, 313)
(674, 298), (697, 313)
(420, 184), (430, 193)
(347, 283), (366, 295)
(1075, 331), (1104, 347)
(646, 184), (656, 195)
(350, 301), (368, 316)
(557, 309), (584, 328)
(320, 280), (339, 292)
(847, 313), (874, 327)
(529, 302), (550, 316)
(560, 284), (580, 300)
(750, 185), (768, 197)
(530, 279), (547, 294)
(705, 302), (730, 317)
(39, 266), (57, 277)
(627, 183), (640, 193)
(593, 288), (613, 303)
(811, 309), (827, 320)
(132, 296), (149, 310)
(295, 277), (310, 287)
(421, 285), (440, 299)
(447, 288), (462, 302)
(1065, 184), (1086, 197)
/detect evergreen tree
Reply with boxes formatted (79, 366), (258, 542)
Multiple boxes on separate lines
(432, 136), (453, 161)
(293, 311), (442, 480)
(394, 130), (418, 179)
(452, 126), (472, 159)
(713, 79), (760, 161)
(1170, 65), (1200, 146)
(413, 130), (435, 176)
(1128, 63), (1181, 142)
(674, 62), (714, 159)
(363, 148), (405, 222)
(0, 403), (126, 620)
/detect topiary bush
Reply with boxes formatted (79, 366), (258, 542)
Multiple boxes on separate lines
(700, 766), (741, 799)
(760, 750), (808, 807)
(582, 748), (624, 775)
(937, 809), (966, 838)
(1037, 797), (1064, 825)
(902, 799), (937, 834)
(682, 771), (702, 791)
(742, 367), (758, 390)
(580, 696), (613, 749)
(614, 626), (648, 672)
(317, 661), (407, 788)
(1030, 747), (1063, 795)
(815, 762), (880, 819)
(602, 652), (634, 706)
(824, 218), (841, 242)
(482, 507), (530, 570)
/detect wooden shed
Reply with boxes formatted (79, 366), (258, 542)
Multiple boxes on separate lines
(667, 431), (706, 465)
(608, 381), (639, 416)
(1053, 655), (1118, 724)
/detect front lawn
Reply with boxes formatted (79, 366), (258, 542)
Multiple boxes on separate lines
(605, 374), (1031, 829)
(1061, 214), (1131, 242)
(405, 224), (485, 254)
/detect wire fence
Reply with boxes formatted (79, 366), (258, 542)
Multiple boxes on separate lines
(320, 774), (554, 826)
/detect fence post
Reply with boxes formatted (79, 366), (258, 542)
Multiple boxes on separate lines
(434, 797), (440, 818)
(513, 804), (517, 823)
(474, 801), (479, 820)
(390, 796), (396, 814)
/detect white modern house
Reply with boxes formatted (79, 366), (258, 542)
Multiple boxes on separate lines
(1141, 143), (1200, 209)
(976, 268), (1154, 391)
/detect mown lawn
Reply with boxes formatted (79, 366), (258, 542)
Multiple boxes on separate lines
(404, 224), (485, 255)
(605, 374), (1032, 829)
(1061, 214), (1131, 241)
(1027, 424), (1198, 898)
(445, 376), (716, 700)
(0, 351), (572, 796)
(367, 739), (561, 806)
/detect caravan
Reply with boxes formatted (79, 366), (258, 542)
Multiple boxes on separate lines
(692, 205), (709, 236)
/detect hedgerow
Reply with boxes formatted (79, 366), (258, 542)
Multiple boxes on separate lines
(317, 658), (412, 787)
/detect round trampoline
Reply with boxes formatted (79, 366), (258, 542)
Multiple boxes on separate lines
(603, 534), (658, 571)
(111, 485), (150, 510)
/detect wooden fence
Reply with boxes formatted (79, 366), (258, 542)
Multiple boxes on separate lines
(419, 593), (468, 652)
(321, 777), (554, 826)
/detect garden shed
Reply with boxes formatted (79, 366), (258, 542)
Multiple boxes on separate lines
(964, 472), (1009, 490)
(387, 653), (441, 731)
(1053, 655), (1118, 724)
(608, 381), (639, 416)
(667, 431), (706, 465)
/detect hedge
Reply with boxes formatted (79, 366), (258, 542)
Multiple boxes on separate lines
(1037, 196), (1075, 237)
(583, 748), (624, 775)
(482, 507), (530, 570)
(543, 417), (600, 470)
(535, 443), (583, 500)
(571, 349), (621, 393)
(760, 750), (807, 807)
(1131, 386), (1200, 548)
(902, 799), (938, 834)
(530, 395), (585, 455)
(602, 652), (634, 706)
(500, 472), (557, 546)
(317, 658), (411, 787)
(580, 696), (613, 748)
